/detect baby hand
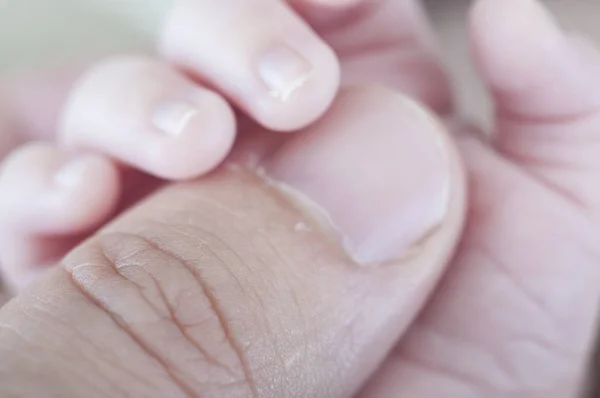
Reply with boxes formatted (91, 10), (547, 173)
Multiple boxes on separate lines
(0, 0), (446, 291)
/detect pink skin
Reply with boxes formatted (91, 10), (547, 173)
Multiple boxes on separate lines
(0, 0), (599, 395)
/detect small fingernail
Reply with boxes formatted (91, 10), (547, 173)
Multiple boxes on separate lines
(152, 100), (200, 136)
(266, 89), (452, 264)
(53, 157), (91, 188)
(258, 43), (313, 102)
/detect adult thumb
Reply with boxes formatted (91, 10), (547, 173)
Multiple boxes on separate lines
(0, 87), (465, 398)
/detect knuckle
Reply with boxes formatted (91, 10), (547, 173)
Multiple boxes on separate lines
(64, 228), (259, 397)
(62, 176), (342, 397)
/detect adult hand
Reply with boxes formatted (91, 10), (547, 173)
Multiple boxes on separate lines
(1, 1), (600, 397)
(0, 84), (466, 397)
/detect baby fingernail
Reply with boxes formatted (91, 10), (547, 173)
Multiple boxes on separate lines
(258, 43), (313, 102)
(152, 100), (201, 136)
(266, 89), (452, 264)
(53, 157), (92, 188)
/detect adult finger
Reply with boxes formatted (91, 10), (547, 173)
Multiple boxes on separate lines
(0, 86), (465, 397)
(470, 0), (600, 211)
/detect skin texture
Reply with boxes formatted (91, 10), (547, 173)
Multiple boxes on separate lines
(0, 0), (600, 396)
(0, 87), (467, 397)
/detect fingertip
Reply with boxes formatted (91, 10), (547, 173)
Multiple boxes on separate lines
(52, 154), (121, 230)
(148, 88), (237, 180)
(470, 0), (566, 92)
(254, 42), (340, 132)
(469, 0), (600, 210)
(0, 144), (120, 289)
(159, 0), (341, 133)
(60, 56), (237, 181)
(0, 143), (120, 234)
(469, 0), (600, 120)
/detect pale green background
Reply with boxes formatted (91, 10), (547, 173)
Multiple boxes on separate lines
(0, 0), (169, 72)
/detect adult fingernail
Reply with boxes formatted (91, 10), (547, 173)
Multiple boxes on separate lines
(266, 88), (452, 264)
